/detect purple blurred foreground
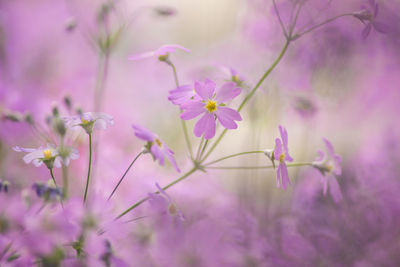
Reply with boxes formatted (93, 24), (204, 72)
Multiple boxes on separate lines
(1, 0), (400, 266)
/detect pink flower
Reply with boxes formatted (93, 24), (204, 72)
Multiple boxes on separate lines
(312, 138), (342, 203)
(168, 84), (200, 106)
(64, 112), (114, 134)
(128, 44), (190, 61)
(273, 125), (293, 190)
(180, 80), (242, 139)
(353, 0), (388, 38)
(132, 124), (180, 172)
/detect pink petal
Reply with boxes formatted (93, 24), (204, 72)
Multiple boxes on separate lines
(276, 165), (282, 188)
(132, 124), (156, 142)
(164, 147), (181, 172)
(155, 44), (191, 55)
(128, 51), (156, 61)
(151, 145), (164, 166)
(280, 162), (290, 190)
(215, 82), (241, 103)
(215, 107), (242, 129)
(194, 80), (215, 101)
(274, 138), (283, 160)
(329, 177), (343, 203)
(362, 23), (372, 39)
(194, 113), (215, 139)
(180, 102), (205, 120)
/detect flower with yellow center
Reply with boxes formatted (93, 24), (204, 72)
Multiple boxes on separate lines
(205, 100), (217, 113)
(43, 149), (52, 160)
(154, 138), (163, 148)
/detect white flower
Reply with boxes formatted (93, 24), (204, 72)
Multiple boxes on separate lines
(64, 112), (114, 134)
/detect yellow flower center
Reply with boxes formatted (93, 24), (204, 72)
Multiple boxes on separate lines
(205, 100), (217, 113)
(279, 153), (285, 162)
(232, 75), (240, 83)
(81, 117), (90, 125)
(326, 163), (333, 173)
(43, 149), (52, 160)
(155, 138), (163, 147)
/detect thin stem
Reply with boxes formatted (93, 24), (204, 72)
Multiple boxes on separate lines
(289, 2), (303, 36)
(83, 133), (92, 203)
(50, 168), (58, 188)
(196, 137), (205, 161)
(94, 51), (110, 112)
(199, 139), (209, 159)
(108, 151), (144, 200)
(116, 167), (197, 220)
(294, 13), (354, 39)
(62, 165), (68, 199)
(204, 151), (265, 166)
(168, 60), (194, 159)
(205, 162), (312, 170)
(200, 40), (290, 163)
(273, 0), (288, 38)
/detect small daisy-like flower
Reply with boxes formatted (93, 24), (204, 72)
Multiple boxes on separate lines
(353, 0), (388, 38)
(273, 125), (293, 190)
(180, 80), (242, 139)
(168, 84), (200, 106)
(64, 112), (114, 134)
(312, 138), (342, 203)
(13, 145), (62, 169)
(57, 146), (80, 166)
(132, 124), (180, 172)
(128, 44), (190, 62)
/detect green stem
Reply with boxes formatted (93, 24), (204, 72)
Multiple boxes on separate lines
(204, 150), (265, 166)
(168, 61), (194, 159)
(205, 162), (312, 170)
(293, 13), (354, 39)
(50, 168), (58, 188)
(108, 151), (143, 200)
(116, 167), (197, 220)
(62, 165), (68, 199)
(200, 40), (290, 164)
(196, 137), (205, 161)
(83, 133), (92, 203)
(199, 139), (209, 159)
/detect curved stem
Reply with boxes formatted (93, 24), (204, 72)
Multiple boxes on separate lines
(116, 167), (197, 220)
(83, 133), (92, 203)
(205, 162), (312, 170)
(294, 13), (354, 39)
(204, 150), (265, 166)
(200, 40), (290, 164)
(49, 168), (58, 188)
(108, 151), (144, 200)
(168, 61), (194, 159)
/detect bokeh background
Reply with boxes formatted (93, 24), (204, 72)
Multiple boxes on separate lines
(1, 0), (400, 266)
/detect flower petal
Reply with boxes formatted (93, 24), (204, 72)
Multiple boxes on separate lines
(194, 113), (215, 139)
(132, 124), (156, 142)
(274, 138), (283, 160)
(280, 162), (291, 190)
(215, 107), (241, 129)
(180, 102), (205, 120)
(329, 176), (343, 203)
(194, 80), (215, 101)
(215, 82), (241, 103)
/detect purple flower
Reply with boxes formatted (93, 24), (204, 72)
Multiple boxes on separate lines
(148, 183), (184, 222)
(312, 138), (342, 203)
(132, 124), (180, 172)
(13, 145), (62, 169)
(168, 84), (200, 106)
(180, 80), (242, 139)
(273, 125), (293, 190)
(353, 0), (388, 38)
(128, 44), (190, 61)
(64, 112), (114, 134)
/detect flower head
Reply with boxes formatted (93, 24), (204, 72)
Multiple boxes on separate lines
(64, 112), (114, 134)
(273, 125), (293, 190)
(128, 44), (190, 62)
(180, 80), (242, 139)
(132, 124), (180, 172)
(148, 183), (184, 221)
(312, 138), (342, 203)
(13, 145), (62, 169)
(168, 84), (200, 106)
(353, 0), (388, 38)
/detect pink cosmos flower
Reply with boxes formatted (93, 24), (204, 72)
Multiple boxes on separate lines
(180, 80), (242, 139)
(312, 138), (342, 203)
(128, 44), (190, 61)
(168, 84), (200, 106)
(273, 125), (293, 190)
(132, 124), (180, 172)
(353, 0), (388, 38)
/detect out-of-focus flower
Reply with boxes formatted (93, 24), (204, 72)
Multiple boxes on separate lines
(0, 180), (9, 193)
(57, 146), (79, 166)
(13, 145), (62, 169)
(353, 0), (388, 38)
(64, 112), (114, 134)
(153, 6), (177, 17)
(148, 183), (184, 223)
(132, 124), (180, 172)
(312, 138), (342, 203)
(32, 183), (63, 200)
(128, 44), (190, 62)
(292, 96), (318, 119)
(273, 125), (293, 190)
(168, 84), (199, 106)
(180, 80), (242, 139)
